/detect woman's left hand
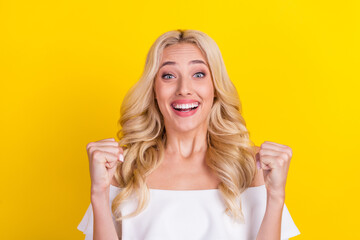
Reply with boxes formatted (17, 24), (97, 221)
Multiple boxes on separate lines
(257, 141), (293, 200)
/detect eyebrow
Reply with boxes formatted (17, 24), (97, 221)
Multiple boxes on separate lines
(159, 59), (208, 69)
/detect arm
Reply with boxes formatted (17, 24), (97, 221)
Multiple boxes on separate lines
(252, 142), (293, 240)
(251, 159), (285, 240)
(86, 138), (124, 240)
(92, 188), (119, 240)
(256, 193), (285, 240)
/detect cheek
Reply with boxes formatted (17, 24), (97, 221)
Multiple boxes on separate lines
(198, 82), (214, 100)
(155, 85), (174, 114)
(155, 85), (171, 101)
(199, 84), (214, 112)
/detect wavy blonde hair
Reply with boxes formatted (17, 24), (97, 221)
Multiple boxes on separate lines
(112, 29), (257, 225)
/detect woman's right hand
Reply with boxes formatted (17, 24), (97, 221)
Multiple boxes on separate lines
(86, 138), (124, 196)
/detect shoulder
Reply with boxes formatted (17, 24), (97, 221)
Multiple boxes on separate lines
(249, 145), (265, 187)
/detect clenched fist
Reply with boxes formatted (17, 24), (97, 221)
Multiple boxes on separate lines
(86, 138), (124, 195)
(256, 141), (293, 200)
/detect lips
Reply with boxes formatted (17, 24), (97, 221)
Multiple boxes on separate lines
(170, 100), (200, 112)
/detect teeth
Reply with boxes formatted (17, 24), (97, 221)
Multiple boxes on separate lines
(172, 102), (199, 110)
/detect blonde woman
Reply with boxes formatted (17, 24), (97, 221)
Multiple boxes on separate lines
(78, 29), (300, 240)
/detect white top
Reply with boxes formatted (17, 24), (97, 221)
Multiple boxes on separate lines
(78, 184), (300, 240)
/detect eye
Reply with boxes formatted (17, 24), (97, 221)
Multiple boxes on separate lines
(194, 72), (205, 78)
(162, 73), (175, 79)
(161, 72), (206, 79)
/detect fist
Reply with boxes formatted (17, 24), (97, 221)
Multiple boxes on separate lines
(86, 138), (124, 195)
(257, 141), (293, 199)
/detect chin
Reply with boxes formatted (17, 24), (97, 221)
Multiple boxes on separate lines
(173, 121), (203, 133)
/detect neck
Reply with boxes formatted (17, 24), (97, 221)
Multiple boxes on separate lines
(164, 123), (208, 160)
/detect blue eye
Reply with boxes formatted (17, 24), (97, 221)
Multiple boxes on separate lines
(162, 74), (174, 79)
(161, 72), (205, 79)
(194, 72), (205, 78)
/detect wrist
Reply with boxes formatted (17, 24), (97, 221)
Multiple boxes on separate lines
(267, 190), (285, 205)
(91, 187), (110, 204)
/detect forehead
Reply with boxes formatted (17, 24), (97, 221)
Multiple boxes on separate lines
(160, 43), (206, 62)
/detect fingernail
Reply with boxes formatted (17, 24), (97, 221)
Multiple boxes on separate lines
(256, 160), (261, 169)
(119, 153), (124, 162)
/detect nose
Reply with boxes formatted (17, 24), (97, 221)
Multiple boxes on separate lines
(175, 77), (193, 96)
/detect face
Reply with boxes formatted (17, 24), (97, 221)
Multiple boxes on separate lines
(154, 43), (215, 133)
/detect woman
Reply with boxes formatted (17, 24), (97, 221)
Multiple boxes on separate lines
(78, 29), (300, 240)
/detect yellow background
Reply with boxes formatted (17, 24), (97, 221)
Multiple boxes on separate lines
(1, 0), (359, 239)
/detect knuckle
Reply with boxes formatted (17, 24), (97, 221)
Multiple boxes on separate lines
(92, 150), (101, 158)
(278, 158), (285, 166)
(86, 142), (93, 150)
(280, 152), (288, 160)
(287, 148), (293, 157)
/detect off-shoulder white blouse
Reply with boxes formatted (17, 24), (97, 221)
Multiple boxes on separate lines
(78, 184), (300, 240)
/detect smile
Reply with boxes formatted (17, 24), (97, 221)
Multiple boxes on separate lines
(171, 102), (199, 112)
(170, 101), (200, 117)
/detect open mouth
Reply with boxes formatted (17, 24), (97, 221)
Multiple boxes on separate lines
(171, 102), (200, 112)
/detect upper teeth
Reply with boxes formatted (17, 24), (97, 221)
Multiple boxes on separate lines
(173, 102), (199, 109)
